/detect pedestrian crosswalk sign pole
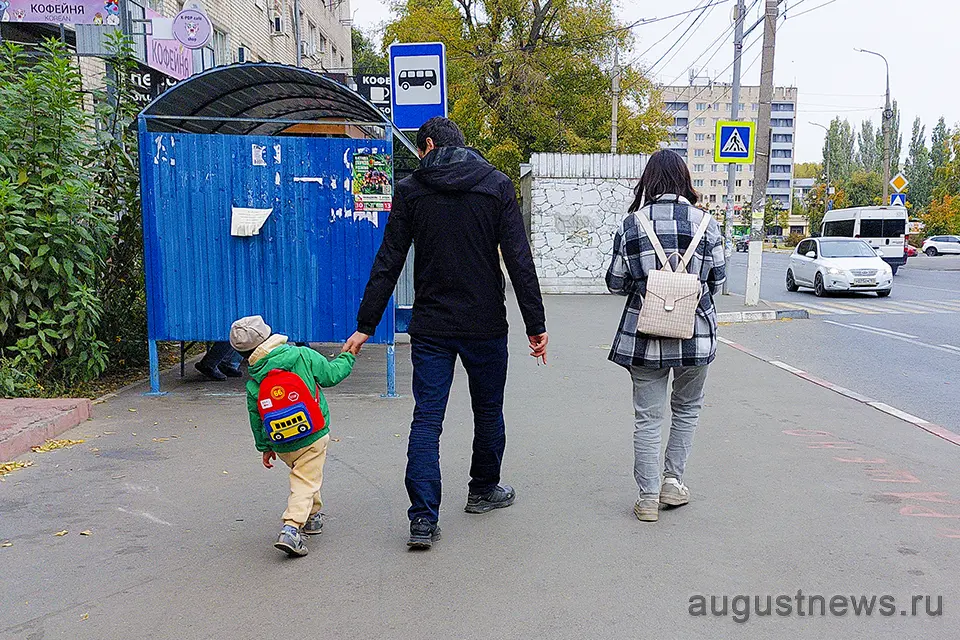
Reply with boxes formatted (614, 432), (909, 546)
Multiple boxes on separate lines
(716, 120), (756, 163)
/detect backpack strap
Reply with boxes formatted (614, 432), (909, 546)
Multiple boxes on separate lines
(677, 212), (713, 272)
(634, 211), (674, 273)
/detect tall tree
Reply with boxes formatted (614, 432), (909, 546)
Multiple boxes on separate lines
(845, 170), (883, 207)
(903, 117), (932, 210)
(931, 116), (950, 196)
(823, 117), (856, 183)
(352, 28), (388, 76)
(857, 119), (879, 173)
(793, 162), (821, 179)
(383, 0), (668, 179)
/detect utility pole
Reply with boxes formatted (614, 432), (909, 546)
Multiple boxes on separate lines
(744, 0), (778, 306)
(810, 121), (830, 232)
(856, 49), (892, 203)
(722, 0), (746, 295)
(611, 48), (620, 154)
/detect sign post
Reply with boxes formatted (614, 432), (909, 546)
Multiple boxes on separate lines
(388, 42), (448, 131)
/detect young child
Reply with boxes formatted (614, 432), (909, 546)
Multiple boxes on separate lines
(229, 315), (356, 557)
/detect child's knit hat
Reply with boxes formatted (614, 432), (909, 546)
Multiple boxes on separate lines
(229, 315), (272, 352)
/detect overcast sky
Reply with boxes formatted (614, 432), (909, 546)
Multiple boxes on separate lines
(350, 0), (957, 163)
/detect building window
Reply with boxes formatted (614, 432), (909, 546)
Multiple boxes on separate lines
(696, 102), (706, 110)
(752, 102), (758, 111)
(771, 164), (791, 173)
(725, 103), (732, 111)
(723, 180), (728, 187)
(739, 102), (744, 111)
(735, 195), (742, 202)
(693, 164), (704, 172)
(712, 103), (719, 110)
(693, 179), (704, 187)
(749, 180), (754, 186)
(695, 117), (706, 126)
(340, 54), (345, 67)
(710, 179), (718, 187)
(772, 149), (792, 158)
(307, 21), (318, 56)
(710, 194), (717, 203)
(332, 45), (338, 60)
(736, 165), (743, 172)
(772, 133), (793, 143)
(773, 102), (795, 111)
(674, 117), (688, 127)
(711, 164), (718, 172)
(771, 118), (794, 127)
(736, 180), (742, 187)
(694, 149), (705, 157)
(666, 102), (689, 111)
(695, 133), (705, 141)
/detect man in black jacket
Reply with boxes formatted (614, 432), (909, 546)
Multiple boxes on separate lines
(344, 117), (548, 549)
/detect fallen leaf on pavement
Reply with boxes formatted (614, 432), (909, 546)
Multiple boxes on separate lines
(131, 433), (137, 436)
(80, 530), (92, 536)
(89, 448), (100, 453)
(170, 435), (179, 439)
(103, 431), (115, 435)
(128, 408), (137, 412)
(222, 471), (228, 474)
(154, 422), (159, 425)
(393, 434), (401, 438)
(54, 530), (68, 537)
(151, 438), (168, 443)
(0, 460), (34, 476)
(80, 613), (89, 621)
(1, 541), (12, 547)
(31, 439), (85, 453)
(332, 438), (341, 442)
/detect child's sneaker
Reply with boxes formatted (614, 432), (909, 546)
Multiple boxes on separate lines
(303, 512), (323, 536)
(659, 477), (690, 506)
(274, 524), (308, 557)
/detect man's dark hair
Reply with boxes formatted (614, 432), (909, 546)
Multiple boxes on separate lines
(416, 116), (465, 152)
(628, 149), (700, 212)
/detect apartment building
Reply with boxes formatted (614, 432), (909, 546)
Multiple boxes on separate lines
(661, 83), (802, 232)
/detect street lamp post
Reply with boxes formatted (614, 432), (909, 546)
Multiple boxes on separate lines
(810, 121), (830, 234)
(856, 48), (892, 204)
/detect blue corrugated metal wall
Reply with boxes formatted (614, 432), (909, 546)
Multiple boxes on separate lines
(140, 131), (394, 344)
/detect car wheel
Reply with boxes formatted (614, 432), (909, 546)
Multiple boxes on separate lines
(876, 289), (891, 298)
(814, 273), (826, 297)
(786, 269), (799, 292)
(925, 247), (938, 257)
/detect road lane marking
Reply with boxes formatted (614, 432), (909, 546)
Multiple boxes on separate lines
(898, 300), (957, 313)
(879, 301), (928, 314)
(775, 301), (828, 315)
(822, 320), (960, 355)
(848, 323), (919, 339)
(816, 300), (882, 314)
(940, 344), (960, 354)
(848, 301), (906, 313)
(895, 283), (960, 294)
(788, 301), (856, 315)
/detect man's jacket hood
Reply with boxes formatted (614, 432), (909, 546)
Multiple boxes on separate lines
(412, 146), (497, 194)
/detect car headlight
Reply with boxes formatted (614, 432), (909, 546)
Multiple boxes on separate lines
(827, 267), (843, 276)
(880, 264), (893, 274)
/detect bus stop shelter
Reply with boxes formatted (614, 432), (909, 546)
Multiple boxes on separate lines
(137, 63), (413, 396)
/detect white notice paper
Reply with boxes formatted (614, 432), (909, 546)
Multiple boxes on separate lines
(230, 206), (273, 237)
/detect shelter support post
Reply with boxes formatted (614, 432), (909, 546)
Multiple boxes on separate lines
(383, 343), (398, 398)
(145, 340), (167, 396)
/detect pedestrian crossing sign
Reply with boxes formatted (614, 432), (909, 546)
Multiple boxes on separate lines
(715, 120), (756, 163)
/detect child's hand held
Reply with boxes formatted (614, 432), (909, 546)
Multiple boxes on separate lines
(262, 451), (276, 469)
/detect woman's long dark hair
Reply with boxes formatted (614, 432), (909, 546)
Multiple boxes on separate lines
(628, 149), (700, 212)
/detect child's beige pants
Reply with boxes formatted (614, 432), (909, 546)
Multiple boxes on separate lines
(276, 434), (330, 527)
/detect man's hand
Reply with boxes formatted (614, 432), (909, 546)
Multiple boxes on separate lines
(342, 331), (370, 356)
(528, 332), (549, 365)
(262, 451), (276, 469)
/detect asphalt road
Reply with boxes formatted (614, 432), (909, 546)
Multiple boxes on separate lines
(722, 251), (960, 433)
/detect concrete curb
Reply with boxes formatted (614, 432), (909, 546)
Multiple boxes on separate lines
(717, 309), (809, 323)
(718, 337), (960, 447)
(0, 399), (93, 461)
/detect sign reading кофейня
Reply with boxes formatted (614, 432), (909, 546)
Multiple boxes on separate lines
(3, 0), (122, 25)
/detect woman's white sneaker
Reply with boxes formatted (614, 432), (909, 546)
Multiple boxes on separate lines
(659, 477), (690, 506)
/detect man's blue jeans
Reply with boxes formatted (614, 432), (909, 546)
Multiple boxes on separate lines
(407, 335), (509, 523)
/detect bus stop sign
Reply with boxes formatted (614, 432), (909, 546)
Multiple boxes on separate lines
(389, 42), (448, 131)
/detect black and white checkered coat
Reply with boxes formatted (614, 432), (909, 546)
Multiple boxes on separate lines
(606, 195), (726, 369)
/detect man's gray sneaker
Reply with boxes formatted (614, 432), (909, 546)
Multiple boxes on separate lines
(659, 477), (690, 507)
(634, 498), (660, 522)
(407, 517), (440, 550)
(274, 525), (308, 557)
(464, 484), (516, 514)
(303, 511), (323, 536)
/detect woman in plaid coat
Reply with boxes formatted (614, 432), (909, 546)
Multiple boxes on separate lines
(606, 150), (726, 523)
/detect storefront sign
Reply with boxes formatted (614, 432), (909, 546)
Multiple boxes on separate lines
(3, 0), (120, 25)
(171, 7), (211, 49)
(146, 8), (193, 81)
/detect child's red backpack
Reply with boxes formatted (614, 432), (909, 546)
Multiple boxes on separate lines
(256, 369), (325, 445)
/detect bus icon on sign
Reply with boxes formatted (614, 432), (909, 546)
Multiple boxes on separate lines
(399, 69), (437, 91)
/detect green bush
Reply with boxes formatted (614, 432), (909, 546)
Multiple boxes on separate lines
(0, 40), (116, 394)
(785, 232), (804, 247)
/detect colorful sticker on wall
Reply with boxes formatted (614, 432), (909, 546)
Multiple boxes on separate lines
(352, 153), (393, 213)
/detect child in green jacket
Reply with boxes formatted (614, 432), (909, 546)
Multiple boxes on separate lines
(229, 315), (355, 557)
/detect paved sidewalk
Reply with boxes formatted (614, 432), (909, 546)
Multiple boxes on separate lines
(0, 398), (92, 460)
(1, 295), (957, 639)
(715, 291), (808, 322)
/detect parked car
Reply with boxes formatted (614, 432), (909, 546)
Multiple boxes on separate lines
(786, 237), (893, 298)
(905, 244), (918, 258)
(735, 237), (749, 252)
(921, 235), (960, 256)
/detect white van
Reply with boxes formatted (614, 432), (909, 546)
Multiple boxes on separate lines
(820, 206), (909, 274)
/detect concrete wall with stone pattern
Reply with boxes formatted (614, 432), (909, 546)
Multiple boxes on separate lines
(529, 154), (646, 294)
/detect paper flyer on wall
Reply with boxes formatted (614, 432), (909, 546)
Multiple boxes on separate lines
(352, 153), (393, 212)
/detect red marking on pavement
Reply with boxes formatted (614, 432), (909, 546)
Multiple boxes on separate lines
(883, 492), (960, 505)
(833, 457), (887, 464)
(938, 528), (960, 539)
(782, 429), (837, 438)
(866, 469), (922, 484)
(806, 441), (857, 450)
(899, 505), (960, 519)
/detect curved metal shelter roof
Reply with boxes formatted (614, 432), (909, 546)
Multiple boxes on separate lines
(139, 63), (390, 137)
